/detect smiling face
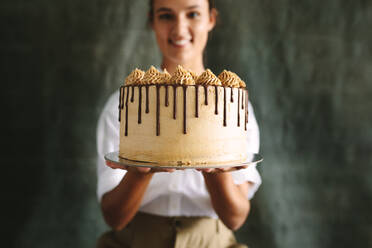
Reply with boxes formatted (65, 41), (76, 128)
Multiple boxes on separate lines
(151, 0), (216, 68)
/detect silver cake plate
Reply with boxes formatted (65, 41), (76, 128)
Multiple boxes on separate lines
(104, 151), (263, 171)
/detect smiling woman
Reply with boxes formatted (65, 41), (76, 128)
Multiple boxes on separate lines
(149, 0), (217, 75)
(96, 0), (261, 247)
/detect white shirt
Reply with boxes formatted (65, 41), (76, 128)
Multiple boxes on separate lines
(96, 90), (262, 218)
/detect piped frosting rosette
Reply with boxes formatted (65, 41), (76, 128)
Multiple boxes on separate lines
(125, 68), (145, 85)
(196, 69), (222, 86)
(188, 69), (199, 81)
(159, 68), (171, 84)
(170, 65), (195, 85)
(232, 72), (246, 88)
(218, 70), (246, 88)
(140, 66), (163, 84)
(123, 66), (246, 87)
(218, 70), (240, 87)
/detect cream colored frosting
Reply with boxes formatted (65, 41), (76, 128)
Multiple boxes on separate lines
(140, 66), (161, 84)
(124, 66), (246, 87)
(125, 68), (145, 85)
(119, 66), (252, 165)
(158, 68), (171, 84)
(188, 69), (199, 81)
(169, 65), (195, 85)
(196, 69), (222, 86)
(218, 70), (240, 87)
(239, 79), (246, 88)
(119, 85), (251, 165)
(231, 72), (246, 88)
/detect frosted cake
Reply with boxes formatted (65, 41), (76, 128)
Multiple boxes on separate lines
(118, 65), (250, 165)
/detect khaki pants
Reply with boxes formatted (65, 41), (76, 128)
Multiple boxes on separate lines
(97, 212), (248, 248)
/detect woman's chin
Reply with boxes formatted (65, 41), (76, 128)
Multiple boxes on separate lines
(168, 52), (196, 65)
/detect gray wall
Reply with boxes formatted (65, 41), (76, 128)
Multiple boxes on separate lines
(3, 0), (372, 247)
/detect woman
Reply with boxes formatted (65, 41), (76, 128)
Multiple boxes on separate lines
(96, 0), (261, 247)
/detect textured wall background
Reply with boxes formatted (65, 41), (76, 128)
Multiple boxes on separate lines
(2, 0), (372, 247)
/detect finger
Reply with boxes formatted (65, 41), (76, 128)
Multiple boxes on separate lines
(136, 167), (152, 173)
(199, 168), (214, 173)
(105, 161), (115, 167)
(106, 161), (122, 169)
(152, 168), (175, 173)
(234, 165), (248, 171)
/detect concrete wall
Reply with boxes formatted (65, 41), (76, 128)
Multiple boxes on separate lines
(2, 0), (371, 247)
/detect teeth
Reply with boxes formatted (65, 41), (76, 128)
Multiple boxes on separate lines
(173, 39), (189, 46)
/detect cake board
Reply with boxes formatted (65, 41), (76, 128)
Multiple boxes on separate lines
(104, 151), (263, 171)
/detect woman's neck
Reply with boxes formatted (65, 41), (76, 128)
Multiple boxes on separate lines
(161, 58), (205, 75)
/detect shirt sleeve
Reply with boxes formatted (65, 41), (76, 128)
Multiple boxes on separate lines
(96, 91), (126, 202)
(230, 101), (262, 200)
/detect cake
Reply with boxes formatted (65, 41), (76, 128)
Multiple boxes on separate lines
(118, 65), (250, 165)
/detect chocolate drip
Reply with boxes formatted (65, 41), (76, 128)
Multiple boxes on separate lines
(138, 86), (142, 124)
(241, 88), (244, 110)
(156, 85), (160, 136)
(183, 86), (187, 134)
(223, 87), (227, 126)
(130, 85), (135, 102)
(173, 85), (177, 120)
(214, 85), (218, 115)
(119, 84), (246, 136)
(121, 86), (125, 110)
(195, 85), (199, 117)
(118, 86), (124, 122)
(125, 86), (129, 136)
(245, 90), (248, 130)
(145, 85), (150, 113)
(203, 85), (208, 105)
(237, 89), (240, 127)
(165, 85), (169, 107)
